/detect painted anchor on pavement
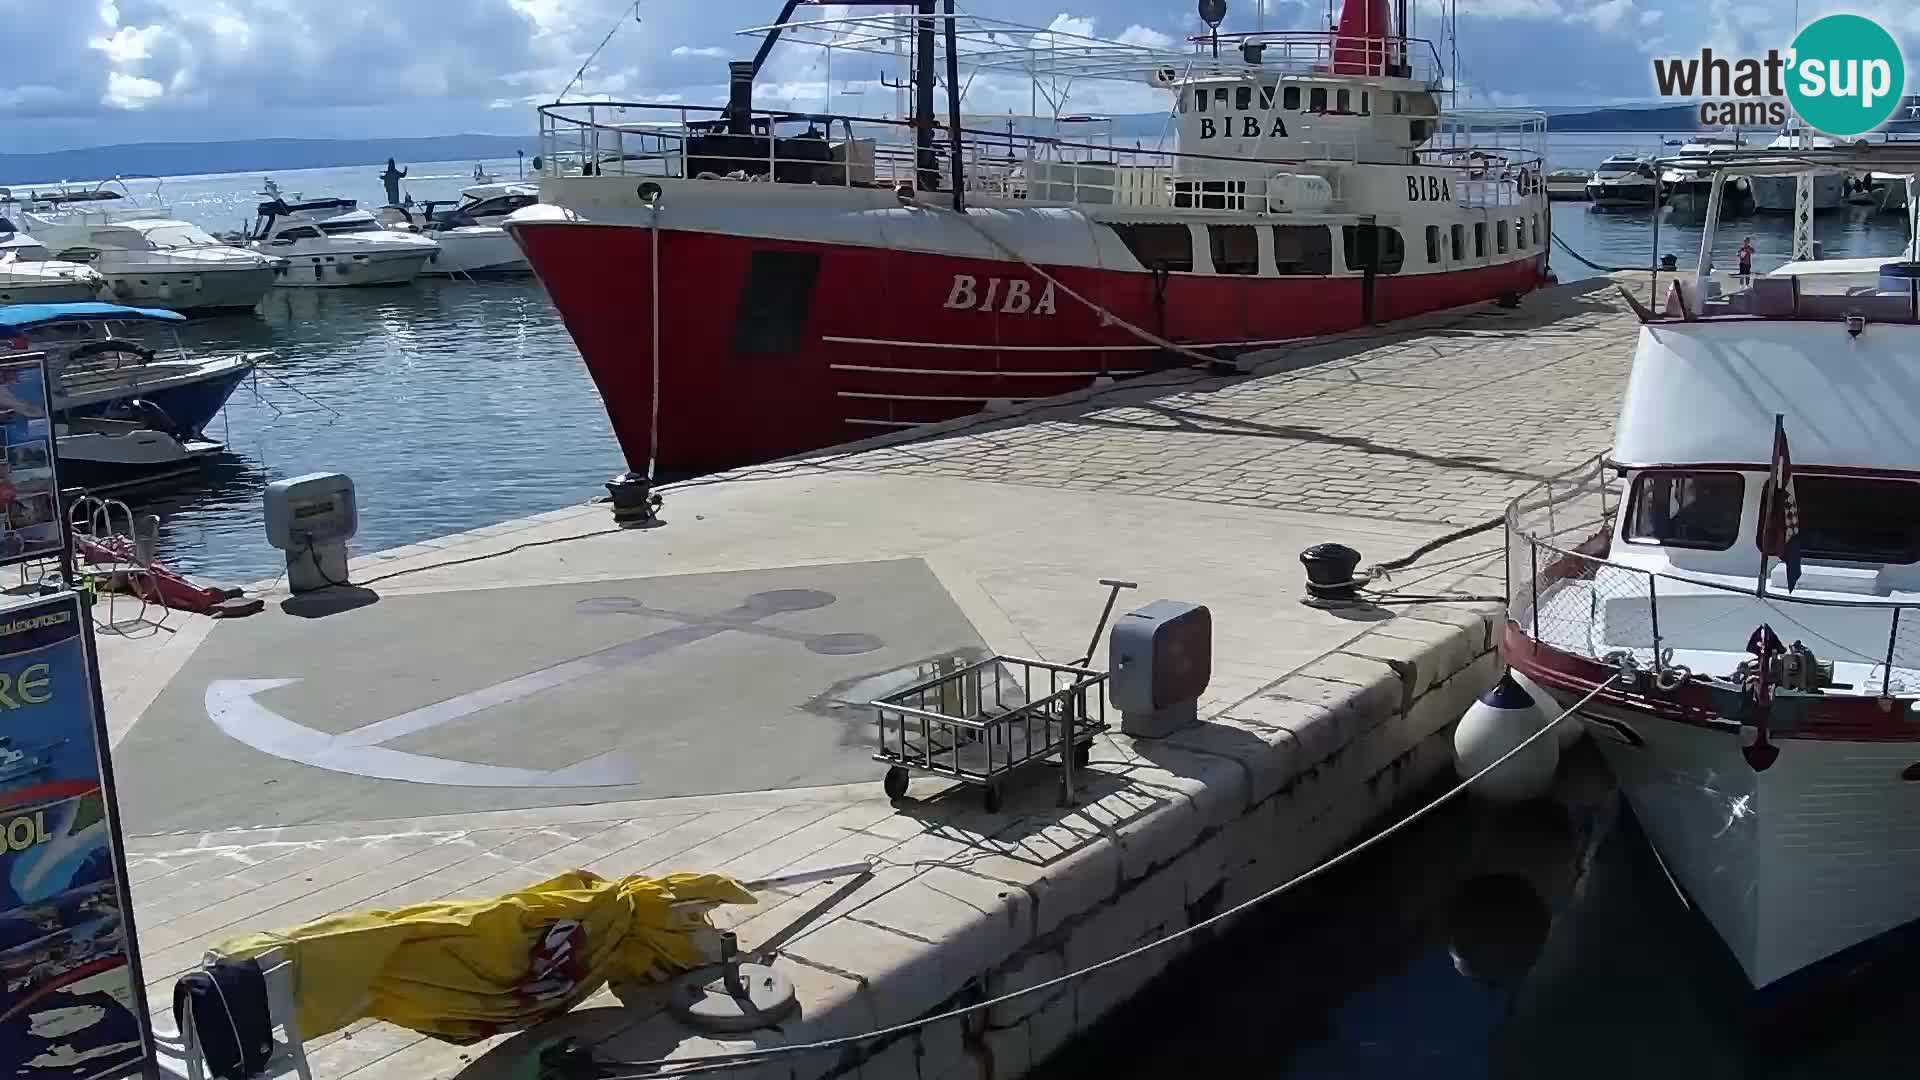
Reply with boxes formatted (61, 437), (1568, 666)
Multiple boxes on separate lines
(205, 589), (885, 788)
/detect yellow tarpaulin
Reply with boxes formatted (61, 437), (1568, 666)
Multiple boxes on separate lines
(210, 870), (755, 1043)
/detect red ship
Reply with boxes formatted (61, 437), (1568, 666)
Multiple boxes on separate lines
(508, 0), (1551, 478)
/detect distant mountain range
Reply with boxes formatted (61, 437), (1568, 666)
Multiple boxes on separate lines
(0, 135), (537, 187)
(4, 100), (1909, 184)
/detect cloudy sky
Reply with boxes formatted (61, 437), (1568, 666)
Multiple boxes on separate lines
(5, 0), (1917, 152)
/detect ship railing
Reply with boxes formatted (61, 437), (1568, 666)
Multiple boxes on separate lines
(1181, 31), (1445, 87)
(1506, 455), (1920, 698)
(537, 101), (1526, 214)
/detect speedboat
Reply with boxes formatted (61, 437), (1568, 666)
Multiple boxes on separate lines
(453, 183), (540, 226)
(16, 210), (282, 312)
(0, 226), (106, 304)
(1584, 154), (1662, 208)
(1505, 142), (1920, 1007)
(374, 204), (528, 276)
(0, 303), (264, 490)
(246, 194), (438, 286)
(1661, 135), (1752, 216)
(1750, 128), (1850, 213)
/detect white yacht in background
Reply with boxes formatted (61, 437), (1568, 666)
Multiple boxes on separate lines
(452, 183), (540, 226)
(1662, 134), (1752, 214)
(1750, 127), (1851, 213)
(1584, 154), (1663, 208)
(0, 225), (106, 304)
(245, 194), (438, 287)
(374, 198), (529, 276)
(16, 211), (281, 312)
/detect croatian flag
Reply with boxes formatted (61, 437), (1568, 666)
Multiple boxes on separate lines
(1760, 413), (1802, 591)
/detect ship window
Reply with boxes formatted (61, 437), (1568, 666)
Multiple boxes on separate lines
(732, 250), (820, 354)
(1215, 87), (1230, 107)
(1532, 213), (1541, 246)
(1310, 87), (1328, 112)
(1425, 225), (1440, 264)
(1260, 85), (1275, 109)
(1209, 225), (1258, 275)
(1450, 223), (1465, 260)
(1360, 91), (1370, 115)
(1625, 472), (1745, 551)
(1194, 89), (1207, 113)
(1271, 225), (1332, 274)
(1336, 89), (1351, 113)
(275, 226), (321, 241)
(1393, 93), (1404, 113)
(1284, 85), (1300, 110)
(1497, 220), (1510, 254)
(1109, 223), (1193, 272)
(1473, 221), (1487, 257)
(1236, 86), (1252, 110)
(1342, 225), (1404, 275)
(1177, 89), (1187, 113)
(1759, 476), (1920, 564)
(1515, 217), (1528, 249)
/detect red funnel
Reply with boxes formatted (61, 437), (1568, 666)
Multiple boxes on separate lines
(1331, 0), (1392, 75)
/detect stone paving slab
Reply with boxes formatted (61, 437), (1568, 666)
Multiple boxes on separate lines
(93, 278), (1642, 1080)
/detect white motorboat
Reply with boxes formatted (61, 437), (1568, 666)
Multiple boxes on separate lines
(1505, 143), (1920, 1003)
(1661, 134), (1752, 214)
(1584, 154), (1662, 208)
(452, 183), (540, 226)
(374, 206), (527, 276)
(1750, 128), (1850, 213)
(16, 210), (282, 312)
(0, 227), (107, 304)
(245, 194), (438, 287)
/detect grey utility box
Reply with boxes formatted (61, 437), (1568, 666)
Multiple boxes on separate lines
(265, 472), (358, 593)
(1109, 600), (1213, 738)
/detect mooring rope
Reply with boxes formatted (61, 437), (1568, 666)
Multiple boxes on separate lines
(569, 677), (1614, 1078)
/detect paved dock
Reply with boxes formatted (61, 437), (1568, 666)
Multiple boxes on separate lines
(101, 276), (1640, 1079)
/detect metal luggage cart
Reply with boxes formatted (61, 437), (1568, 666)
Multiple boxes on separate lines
(871, 579), (1134, 811)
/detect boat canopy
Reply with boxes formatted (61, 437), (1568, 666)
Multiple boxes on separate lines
(1614, 321), (1920, 471)
(0, 303), (186, 334)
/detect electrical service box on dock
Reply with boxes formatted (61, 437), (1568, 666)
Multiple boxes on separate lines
(265, 472), (358, 592)
(1109, 600), (1212, 738)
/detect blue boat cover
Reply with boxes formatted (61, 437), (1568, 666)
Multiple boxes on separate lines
(0, 303), (186, 334)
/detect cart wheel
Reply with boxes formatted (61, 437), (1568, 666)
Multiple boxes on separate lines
(983, 784), (1004, 814)
(1072, 741), (1092, 770)
(883, 767), (910, 801)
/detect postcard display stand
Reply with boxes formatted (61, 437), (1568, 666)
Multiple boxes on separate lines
(0, 356), (157, 1080)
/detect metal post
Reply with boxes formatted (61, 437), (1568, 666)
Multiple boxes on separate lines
(1530, 544), (1540, 641)
(1886, 609), (1901, 698)
(1692, 168), (1727, 316)
(1648, 573), (1661, 677)
(915, 0), (939, 192)
(1793, 171), (1815, 262)
(1648, 173), (1662, 306)
(944, 0), (966, 211)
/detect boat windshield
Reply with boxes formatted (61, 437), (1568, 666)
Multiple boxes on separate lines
(316, 218), (386, 235)
(143, 224), (223, 249)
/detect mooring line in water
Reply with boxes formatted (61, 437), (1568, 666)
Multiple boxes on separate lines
(567, 679), (1616, 1078)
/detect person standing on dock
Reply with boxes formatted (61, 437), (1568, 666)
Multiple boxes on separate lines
(1738, 236), (1756, 284)
(381, 158), (408, 206)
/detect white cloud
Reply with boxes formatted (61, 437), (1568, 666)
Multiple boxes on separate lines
(1116, 24), (1174, 48)
(1040, 14), (1096, 39)
(103, 71), (163, 108)
(1454, 0), (1562, 17)
(672, 45), (729, 59)
(1639, 9), (1663, 26)
(1567, 0), (1635, 32)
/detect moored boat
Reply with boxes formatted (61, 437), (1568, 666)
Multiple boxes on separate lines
(1584, 154), (1662, 208)
(506, 0), (1553, 476)
(0, 303), (263, 489)
(1503, 143), (1920, 1004)
(0, 226), (107, 304)
(245, 193), (439, 287)
(1749, 127), (1851, 214)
